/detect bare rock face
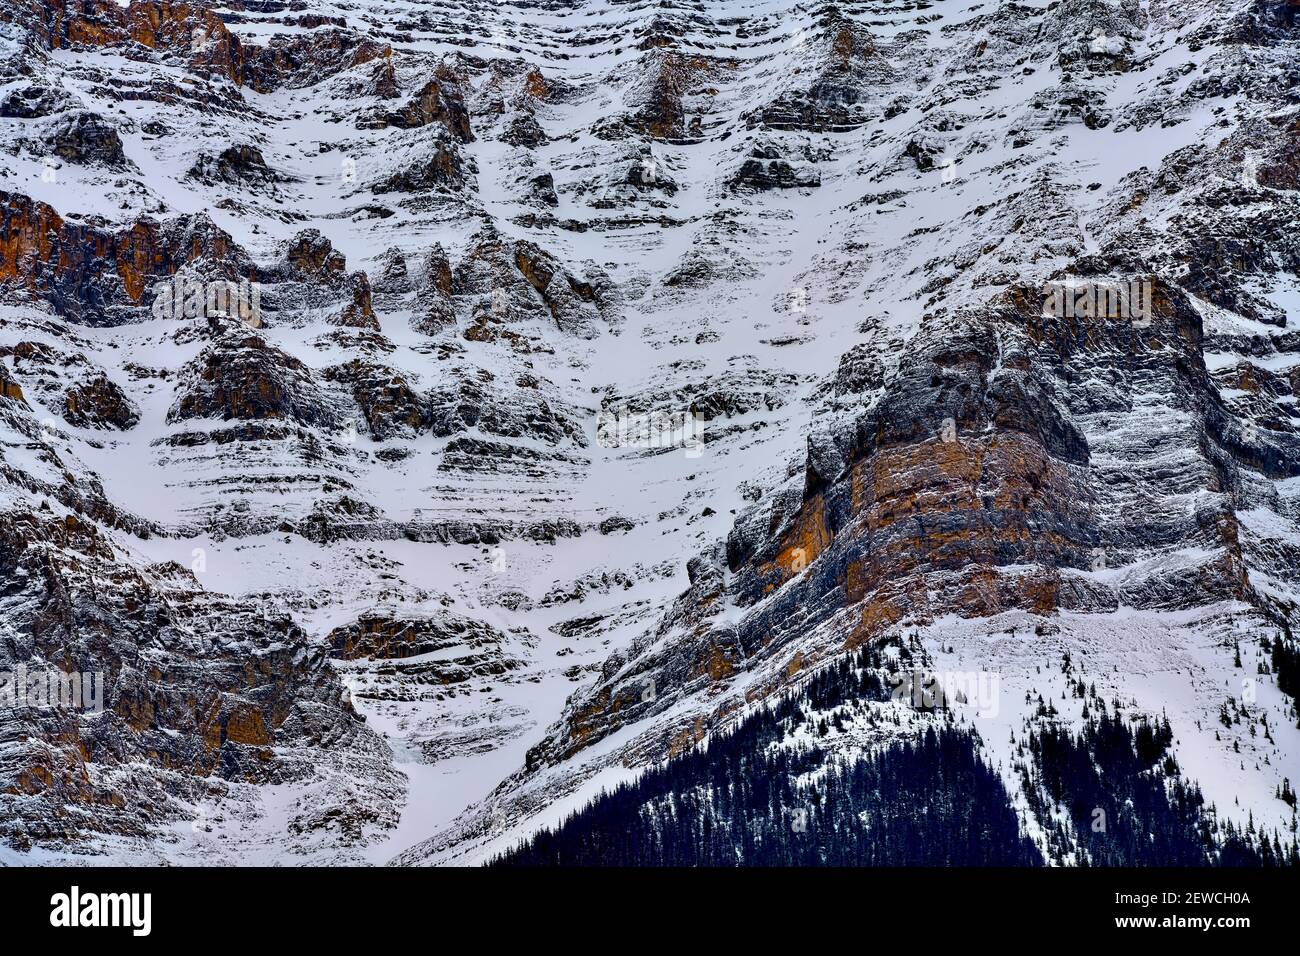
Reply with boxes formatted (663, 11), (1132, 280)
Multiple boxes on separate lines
(327, 611), (524, 708)
(242, 27), (391, 93)
(0, 193), (251, 325)
(264, 230), (378, 328)
(522, 273), (1288, 775)
(124, 0), (249, 85)
(616, 49), (733, 141)
(283, 229), (347, 280)
(366, 57), (399, 99)
(40, 110), (127, 167)
(534, 320), (1100, 764)
(168, 333), (345, 429)
(373, 66), (474, 141)
(0, 362), (25, 404)
(371, 246), (413, 296)
(754, 11), (893, 131)
(426, 369), (584, 447)
(0, 510), (395, 850)
(1, 84), (75, 119)
(186, 145), (278, 185)
(1255, 115), (1300, 191)
(409, 245), (457, 333)
(62, 374), (139, 429)
(731, 142), (821, 190)
(5, 0), (391, 92)
(527, 172), (559, 207)
(605, 357), (798, 428)
(1050, 0), (1145, 74)
(501, 113), (547, 148)
(375, 140), (467, 193)
(5, 340), (139, 430)
(334, 272), (380, 330)
(450, 229), (608, 342)
(328, 611), (504, 661)
(322, 359), (427, 439)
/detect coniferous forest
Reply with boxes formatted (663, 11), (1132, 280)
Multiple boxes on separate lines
(495, 726), (1039, 866)
(494, 639), (1298, 867)
(1019, 715), (1294, 866)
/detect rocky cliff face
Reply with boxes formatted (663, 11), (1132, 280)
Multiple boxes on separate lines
(1, 0), (1298, 865)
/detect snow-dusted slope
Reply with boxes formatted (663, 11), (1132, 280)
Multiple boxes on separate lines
(0, 0), (1297, 864)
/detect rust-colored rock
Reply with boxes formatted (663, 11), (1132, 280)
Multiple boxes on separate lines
(63, 374), (139, 429)
(378, 65), (474, 141)
(0, 191), (249, 324)
(5, 0), (391, 93)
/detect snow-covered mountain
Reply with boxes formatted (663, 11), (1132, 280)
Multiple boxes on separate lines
(0, 0), (1297, 865)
